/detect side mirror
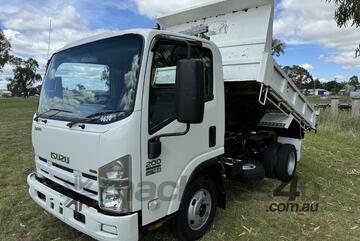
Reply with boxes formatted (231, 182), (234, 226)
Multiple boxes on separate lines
(176, 59), (205, 124)
(148, 59), (205, 160)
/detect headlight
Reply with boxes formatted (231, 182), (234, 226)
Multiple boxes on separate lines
(99, 155), (131, 213)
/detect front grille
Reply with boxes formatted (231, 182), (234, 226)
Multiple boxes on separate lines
(38, 176), (99, 209)
(39, 157), (47, 163)
(36, 176), (125, 217)
(82, 173), (97, 181)
(54, 175), (75, 186)
(84, 188), (98, 195)
(53, 162), (73, 173)
(36, 157), (99, 199)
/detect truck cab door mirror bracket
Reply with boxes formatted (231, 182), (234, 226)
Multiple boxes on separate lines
(148, 123), (190, 159)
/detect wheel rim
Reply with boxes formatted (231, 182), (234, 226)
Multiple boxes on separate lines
(287, 151), (296, 175)
(187, 189), (212, 231)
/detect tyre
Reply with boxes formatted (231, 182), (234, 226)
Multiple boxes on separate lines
(173, 176), (217, 241)
(274, 144), (297, 181)
(263, 142), (281, 178)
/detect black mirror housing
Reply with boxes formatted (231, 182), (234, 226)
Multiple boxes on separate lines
(176, 59), (205, 124)
(148, 138), (161, 159)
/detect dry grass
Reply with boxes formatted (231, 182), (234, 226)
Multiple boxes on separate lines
(1, 98), (359, 241)
(318, 109), (360, 139)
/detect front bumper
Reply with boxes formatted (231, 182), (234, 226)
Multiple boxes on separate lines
(27, 173), (139, 241)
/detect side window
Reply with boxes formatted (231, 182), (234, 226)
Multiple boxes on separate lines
(149, 42), (213, 134)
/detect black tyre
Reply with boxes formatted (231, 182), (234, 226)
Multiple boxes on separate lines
(263, 142), (281, 178)
(173, 177), (217, 241)
(274, 144), (297, 181)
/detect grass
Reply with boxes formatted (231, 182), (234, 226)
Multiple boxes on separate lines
(318, 109), (360, 139)
(1, 98), (359, 241)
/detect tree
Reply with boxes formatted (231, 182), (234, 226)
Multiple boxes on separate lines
(29, 85), (42, 96)
(303, 78), (324, 90)
(7, 58), (42, 97)
(349, 75), (359, 87)
(0, 29), (11, 72)
(272, 39), (286, 57)
(326, 0), (360, 57)
(324, 80), (346, 93)
(283, 65), (313, 89)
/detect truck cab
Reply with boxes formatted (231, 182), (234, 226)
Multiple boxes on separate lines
(27, 1), (316, 240)
(28, 29), (225, 241)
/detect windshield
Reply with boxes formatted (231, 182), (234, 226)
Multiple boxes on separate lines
(38, 34), (143, 123)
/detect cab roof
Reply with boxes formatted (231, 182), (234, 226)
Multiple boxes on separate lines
(55, 28), (213, 54)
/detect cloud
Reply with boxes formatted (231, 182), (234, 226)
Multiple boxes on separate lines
(317, 75), (349, 83)
(317, 77), (330, 83)
(0, 2), (109, 87)
(105, 1), (136, 11)
(342, 64), (360, 71)
(300, 63), (314, 71)
(131, 0), (211, 18)
(1, 5), (84, 32)
(332, 75), (348, 82)
(0, 0), (213, 88)
(0, 64), (13, 89)
(317, 75), (348, 82)
(274, 0), (360, 69)
(2, 0), (359, 91)
(130, 0), (360, 71)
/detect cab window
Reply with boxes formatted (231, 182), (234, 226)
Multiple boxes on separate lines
(149, 41), (213, 134)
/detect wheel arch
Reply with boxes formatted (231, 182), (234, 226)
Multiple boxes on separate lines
(166, 151), (226, 215)
(186, 158), (226, 209)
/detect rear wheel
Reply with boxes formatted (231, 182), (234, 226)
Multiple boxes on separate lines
(173, 177), (217, 241)
(274, 144), (297, 181)
(263, 142), (281, 178)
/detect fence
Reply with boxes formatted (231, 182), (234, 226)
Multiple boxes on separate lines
(314, 97), (360, 117)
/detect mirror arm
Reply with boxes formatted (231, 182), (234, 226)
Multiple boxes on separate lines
(148, 124), (190, 159)
(154, 123), (190, 142)
(185, 41), (191, 59)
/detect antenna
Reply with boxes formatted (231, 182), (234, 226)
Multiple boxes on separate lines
(47, 19), (52, 60)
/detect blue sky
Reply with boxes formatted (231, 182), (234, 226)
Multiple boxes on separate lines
(276, 43), (357, 82)
(0, 0), (359, 89)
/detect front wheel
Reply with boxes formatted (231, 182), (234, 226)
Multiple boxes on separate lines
(173, 177), (217, 241)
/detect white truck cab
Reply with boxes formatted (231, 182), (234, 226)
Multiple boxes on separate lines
(27, 1), (316, 241)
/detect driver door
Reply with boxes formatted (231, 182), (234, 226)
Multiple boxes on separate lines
(140, 38), (216, 225)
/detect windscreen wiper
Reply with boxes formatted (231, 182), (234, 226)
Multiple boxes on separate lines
(34, 108), (73, 122)
(67, 111), (126, 128)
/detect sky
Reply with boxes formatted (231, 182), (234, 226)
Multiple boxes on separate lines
(0, 0), (359, 89)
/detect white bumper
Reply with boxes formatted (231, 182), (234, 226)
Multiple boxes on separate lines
(27, 173), (139, 241)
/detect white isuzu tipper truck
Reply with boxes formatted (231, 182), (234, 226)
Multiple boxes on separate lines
(27, 0), (316, 240)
